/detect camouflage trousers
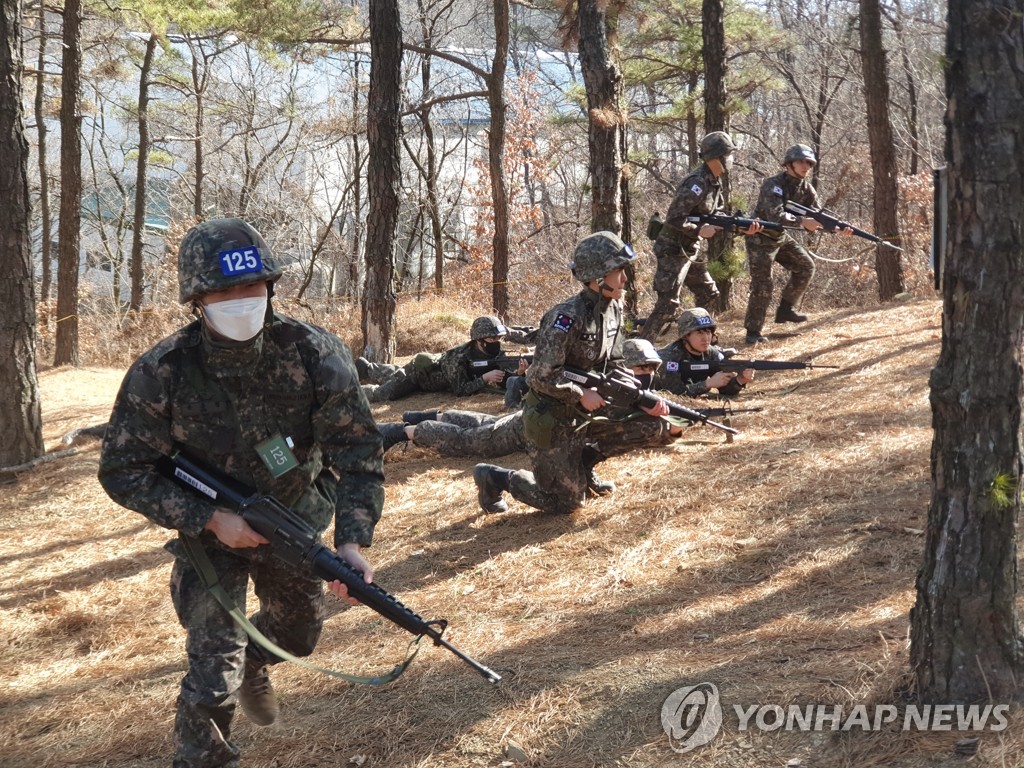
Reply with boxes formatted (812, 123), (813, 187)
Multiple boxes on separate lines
(363, 355), (447, 402)
(508, 410), (674, 515)
(641, 244), (719, 340)
(743, 236), (816, 334)
(413, 409), (525, 458)
(168, 538), (325, 768)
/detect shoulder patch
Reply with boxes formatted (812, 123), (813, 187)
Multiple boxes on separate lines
(773, 185), (785, 196)
(666, 361), (679, 373)
(691, 184), (704, 195)
(552, 313), (575, 333)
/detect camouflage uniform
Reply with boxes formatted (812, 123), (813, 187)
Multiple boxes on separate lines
(655, 340), (745, 398)
(642, 164), (724, 339)
(412, 409), (526, 458)
(362, 326), (534, 403)
(744, 170), (820, 336)
(98, 219), (384, 768)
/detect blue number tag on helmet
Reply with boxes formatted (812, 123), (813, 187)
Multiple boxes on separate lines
(218, 246), (264, 276)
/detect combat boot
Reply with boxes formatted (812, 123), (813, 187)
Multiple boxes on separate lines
(744, 330), (768, 345)
(377, 423), (409, 452)
(774, 300), (807, 324)
(238, 660), (279, 727)
(582, 446), (615, 497)
(473, 464), (510, 513)
(402, 409), (439, 425)
(354, 356), (371, 381)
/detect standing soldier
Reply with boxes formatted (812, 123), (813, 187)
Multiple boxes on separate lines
(742, 143), (852, 345)
(473, 232), (677, 515)
(641, 131), (761, 341)
(98, 218), (385, 768)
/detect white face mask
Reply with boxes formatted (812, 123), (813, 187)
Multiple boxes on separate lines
(202, 296), (267, 341)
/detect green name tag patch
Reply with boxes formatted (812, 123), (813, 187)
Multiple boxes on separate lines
(256, 434), (299, 478)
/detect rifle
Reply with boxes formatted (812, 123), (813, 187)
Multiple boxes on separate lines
(562, 366), (739, 435)
(469, 354), (534, 376)
(694, 405), (764, 418)
(159, 451), (501, 685)
(783, 201), (904, 251)
(686, 212), (787, 234)
(671, 358), (839, 380)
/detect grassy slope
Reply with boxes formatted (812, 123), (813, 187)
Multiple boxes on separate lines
(1, 298), (1020, 768)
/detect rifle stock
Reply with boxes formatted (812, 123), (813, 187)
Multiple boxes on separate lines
(161, 452), (501, 684)
(784, 201), (903, 251)
(562, 366), (739, 435)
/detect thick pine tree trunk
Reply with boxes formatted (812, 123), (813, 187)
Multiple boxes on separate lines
(489, 0), (510, 318)
(910, 0), (1024, 703)
(0, 0), (44, 465)
(859, 0), (905, 300)
(361, 0), (402, 362)
(702, 0), (731, 310)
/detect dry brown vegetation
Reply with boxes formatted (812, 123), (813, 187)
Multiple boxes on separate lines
(3, 297), (1022, 768)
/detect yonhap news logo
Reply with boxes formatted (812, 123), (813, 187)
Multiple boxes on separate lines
(661, 684), (1009, 753)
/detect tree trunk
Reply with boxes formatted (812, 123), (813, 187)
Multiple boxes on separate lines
(489, 0), (510, 318)
(0, 0), (44, 465)
(129, 33), (157, 312)
(35, 0), (51, 308)
(577, 0), (624, 235)
(416, 0), (445, 295)
(54, 0), (82, 367)
(362, 0), (402, 362)
(702, 0), (730, 310)
(859, 0), (905, 300)
(910, 0), (1024, 703)
(191, 46), (205, 219)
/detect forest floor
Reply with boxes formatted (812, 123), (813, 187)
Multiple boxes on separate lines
(2, 296), (1022, 768)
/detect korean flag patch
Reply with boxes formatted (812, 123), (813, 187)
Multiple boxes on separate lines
(666, 361), (680, 373)
(691, 184), (703, 195)
(553, 313), (574, 333)
(773, 185), (785, 196)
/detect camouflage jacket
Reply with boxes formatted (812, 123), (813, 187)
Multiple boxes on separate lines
(654, 164), (724, 257)
(434, 326), (536, 397)
(751, 171), (822, 241)
(526, 287), (624, 406)
(654, 341), (744, 398)
(98, 314), (385, 548)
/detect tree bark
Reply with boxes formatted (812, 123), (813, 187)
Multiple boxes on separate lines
(362, 0), (402, 362)
(129, 33), (157, 312)
(702, 0), (730, 310)
(489, 0), (510, 318)
(859, 0), (905, 300)
(54, 0), (82, 366)
(577, 0), (625, 235)
(0, 0), (44, 465)
(35, 0), (51, 307)
(910, 0), (1024, 703)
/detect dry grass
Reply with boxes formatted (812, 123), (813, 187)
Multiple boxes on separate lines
(3, 297), (1022, 768)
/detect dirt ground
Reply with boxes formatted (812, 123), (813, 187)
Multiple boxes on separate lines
(1, 297), (1020, 767)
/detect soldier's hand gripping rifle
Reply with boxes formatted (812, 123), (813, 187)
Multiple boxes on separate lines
(562, 366), (739, 435)
(783, 200), (904, 251)
(686, 212), (788, 234)
(159, 451), (501, 685)
(468, 353), (534, 377)
(673, 357), (839, 381)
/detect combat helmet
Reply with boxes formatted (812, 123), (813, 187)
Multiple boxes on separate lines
(677, 307), (716, 336)
(470, 315), (508, 340)
(622, 338), (662, 370)
(699, 131), (738, 161)
(783, 143), (817, 166)
(178, 218), (284, 304)
(569, 231), (637, 283)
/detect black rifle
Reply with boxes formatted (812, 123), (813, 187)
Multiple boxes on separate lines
(562, 366), (738, 435)
(469, 354), (534, 376)
(160, 451), (501, 685)
(686, 212), (787, 234)
(783, 201), (904, 251)
(673, 358), (839, 380)
(695, 405), (764, 418)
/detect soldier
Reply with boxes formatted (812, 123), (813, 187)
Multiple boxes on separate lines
(358, 315), (531, 402)
(472, 232), (679, 515)
(743, 143), (853, 344)
(641, 131), (762, 340)
(98, 218), (385, 768)
(655, 308), (755, 397)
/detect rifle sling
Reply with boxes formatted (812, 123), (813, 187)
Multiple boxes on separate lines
(179, 533), (421, 686)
